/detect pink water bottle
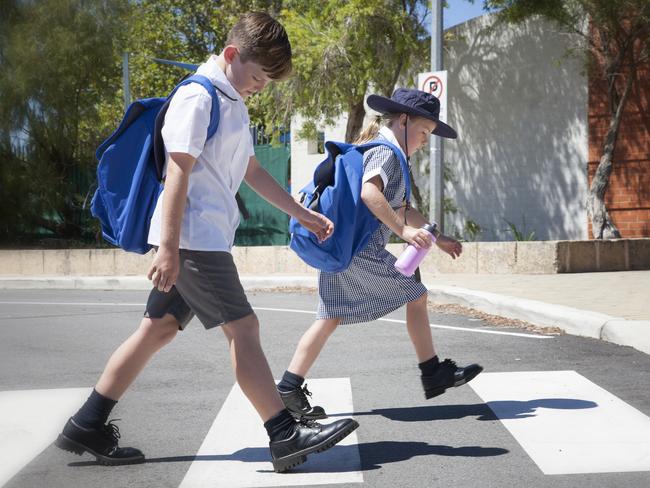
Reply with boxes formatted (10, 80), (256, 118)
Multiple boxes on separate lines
(394, 223), (438, 276)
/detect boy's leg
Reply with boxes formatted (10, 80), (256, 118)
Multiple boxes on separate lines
(220, 313), (358, 472)
(56, 291), (187, 466)
(95, 314), (179, 399)
(406, 292), (483, 399)
(221, 313), (285, 420)
(276, 318), (340, 420)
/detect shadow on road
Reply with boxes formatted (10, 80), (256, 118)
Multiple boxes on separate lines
(330, 398), (598, 421)
(68, 441), (509, 472)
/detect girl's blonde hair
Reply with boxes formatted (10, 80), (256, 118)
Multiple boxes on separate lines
(353, 114), (401, 144)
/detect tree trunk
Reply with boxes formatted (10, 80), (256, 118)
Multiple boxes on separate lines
(586, 64), (634, 239)
(345, 99), (366, 143)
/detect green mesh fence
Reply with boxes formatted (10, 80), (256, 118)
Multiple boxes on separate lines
(234, 144), (290, 246)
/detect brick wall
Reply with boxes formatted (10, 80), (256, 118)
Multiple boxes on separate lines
(588, 58), (650, 238)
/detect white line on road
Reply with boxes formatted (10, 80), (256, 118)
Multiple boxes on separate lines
(0, 302), (553, 339)
(178, 378), (362, 488)
(470, 371), (650, 474)
(0, 388), (91, 488)
(379, 317), (554, 339)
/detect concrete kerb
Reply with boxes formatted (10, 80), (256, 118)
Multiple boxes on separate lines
(424, 282), (650, 355)
(0, 275), (647, 355)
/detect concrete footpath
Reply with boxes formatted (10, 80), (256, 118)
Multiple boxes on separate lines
(1, 270), (648, 355)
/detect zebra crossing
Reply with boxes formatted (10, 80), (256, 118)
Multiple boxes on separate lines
(1, 290), (649, 487)
(2, 371), (650, 488)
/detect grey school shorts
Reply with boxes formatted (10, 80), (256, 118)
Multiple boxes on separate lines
(144, 249), (253, 330)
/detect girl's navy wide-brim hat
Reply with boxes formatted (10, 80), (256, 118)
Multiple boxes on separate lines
(367, 88), (457, 139)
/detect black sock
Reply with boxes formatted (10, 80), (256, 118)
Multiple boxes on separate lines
(72, 389), (118, 429)
(418, 356), (440, 376)
(264, 409), (297, 441)
(277, 370), (305, 392)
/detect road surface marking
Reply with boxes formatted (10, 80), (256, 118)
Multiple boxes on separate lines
(178, 377), (362, 487)
(0, 302), (553, 339)
(470, 371), (650, 474)
(0, 388), (91, 487)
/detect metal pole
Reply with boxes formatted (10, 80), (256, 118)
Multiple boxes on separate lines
(429, 0), (444, 231)
(122, 51), (130, 111)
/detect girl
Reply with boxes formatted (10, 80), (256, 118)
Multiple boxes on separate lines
(278, 89), (482, 419)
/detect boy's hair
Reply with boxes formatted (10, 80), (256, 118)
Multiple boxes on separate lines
(226, 12), (292, 80)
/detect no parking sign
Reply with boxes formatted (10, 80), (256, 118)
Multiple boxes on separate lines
(418, 70), (447, 123)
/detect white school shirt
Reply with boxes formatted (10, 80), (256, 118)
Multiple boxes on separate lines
(361, 126), (408, 187)
(147, 56), (255, 251)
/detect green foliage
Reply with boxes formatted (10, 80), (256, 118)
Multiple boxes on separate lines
(0, 0), (130, 245)
(504, 218), (536, 241)
(127, 1), (284, 127)
(273, 0), (430, 140)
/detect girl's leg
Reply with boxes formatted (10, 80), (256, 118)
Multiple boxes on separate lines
(406, 292), (484, 399)
(287, 317), (341, 378)
(276, 318), (341, 420)
(405, 292), (436, 362)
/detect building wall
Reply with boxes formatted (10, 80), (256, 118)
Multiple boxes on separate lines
(290, 14), (591, 241)
(588, 60), (650, 238)
(290, 115), (349, 198)
(444, 14), (589, 241)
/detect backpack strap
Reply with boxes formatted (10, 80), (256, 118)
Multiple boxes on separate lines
(153, 74), (221, 181)
(354, 141), (411, 205)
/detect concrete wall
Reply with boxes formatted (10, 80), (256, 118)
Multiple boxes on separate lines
(444, 14), (589, 241)
(1, 240), (648, 276)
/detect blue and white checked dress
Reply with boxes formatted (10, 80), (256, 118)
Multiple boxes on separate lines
(316, 135), (428, 325)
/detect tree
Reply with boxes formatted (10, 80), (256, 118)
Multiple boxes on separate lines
(484, 0), (650, 239)
(0, 0), (130, 244)
(127, 0), (284, 126)
(274, 0), (430, 143)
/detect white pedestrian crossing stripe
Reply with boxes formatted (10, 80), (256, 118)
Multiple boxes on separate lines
(470, 371), (650, 474)
(178, 378), (362, 487)
(0, 387), (91, 487)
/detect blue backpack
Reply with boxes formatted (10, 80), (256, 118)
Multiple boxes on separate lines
(90, 75), (220, 254)
(289, 140), (411, 273)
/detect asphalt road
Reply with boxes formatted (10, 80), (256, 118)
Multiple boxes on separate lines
(1, 289), (649, 488)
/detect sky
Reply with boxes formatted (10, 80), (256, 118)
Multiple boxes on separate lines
(443, 0), (491, 29)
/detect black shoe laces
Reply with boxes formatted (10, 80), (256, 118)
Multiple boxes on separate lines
(442, 359), (457, 369)
(103, 419), (122, 442)
(297, 384), (313, 406)
(298, 418), (319, 428)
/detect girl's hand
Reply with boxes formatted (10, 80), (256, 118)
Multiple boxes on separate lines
(296, 208), (334, 242)
(436, 234), (463, 259)
(401, 225), (434, 249)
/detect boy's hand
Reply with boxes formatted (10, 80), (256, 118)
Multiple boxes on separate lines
(435, 234), (462, 259)
(296, 208), (334, 242)
(147, 245), (179, 292)
(401, 225), (434, 249)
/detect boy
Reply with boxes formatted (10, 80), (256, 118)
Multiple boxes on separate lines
(55, 12), (358, 473)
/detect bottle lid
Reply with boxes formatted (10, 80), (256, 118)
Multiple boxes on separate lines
(423, 223), (437, 234)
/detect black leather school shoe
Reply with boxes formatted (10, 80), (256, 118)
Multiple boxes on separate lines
(55, 418), (145, 466)
(278, 384), (328, 420)
(269, 417), (359, 472)
(421, 359), (483, 399)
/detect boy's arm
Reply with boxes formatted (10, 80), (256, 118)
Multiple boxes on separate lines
(147, 152), (196, 292)
(244, 156), (333, 242)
